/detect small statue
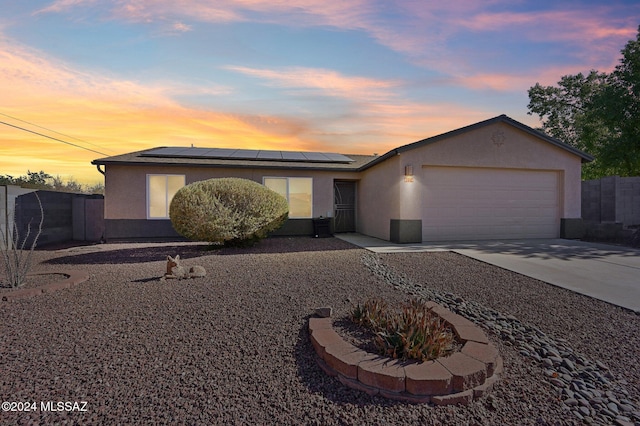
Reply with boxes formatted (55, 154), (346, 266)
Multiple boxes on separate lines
(161, 255), (206, 280)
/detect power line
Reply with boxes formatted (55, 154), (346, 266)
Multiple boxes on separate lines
(0, 120), (109, 156)
(0, 111), (116, 154)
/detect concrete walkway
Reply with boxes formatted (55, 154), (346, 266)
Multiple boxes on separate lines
(335, 233), (640, 313)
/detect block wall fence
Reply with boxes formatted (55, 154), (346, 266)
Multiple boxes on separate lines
(582, 176), (640, 227)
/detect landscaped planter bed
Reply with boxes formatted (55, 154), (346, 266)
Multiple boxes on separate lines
(309, 302), (503, 405)
(1, 270), (89, 301)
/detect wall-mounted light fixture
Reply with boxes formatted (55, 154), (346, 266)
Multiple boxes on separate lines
(404, 165), (413, 176)
(404, 165), (414, 182)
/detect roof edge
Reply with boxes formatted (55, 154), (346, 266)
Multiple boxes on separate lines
(358, 114), (594, 171)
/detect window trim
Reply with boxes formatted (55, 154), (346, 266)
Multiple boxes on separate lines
(263, 176), (313, 219)
(146, 174), (185, 220)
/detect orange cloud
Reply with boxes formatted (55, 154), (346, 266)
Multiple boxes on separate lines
(0, 35), (499, 184)
(0, 38), (324, 183)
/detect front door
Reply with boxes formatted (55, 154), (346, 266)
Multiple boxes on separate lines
(333, 181), (356, 233)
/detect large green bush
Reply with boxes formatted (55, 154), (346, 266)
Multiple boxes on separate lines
(169, 177), (289, 245)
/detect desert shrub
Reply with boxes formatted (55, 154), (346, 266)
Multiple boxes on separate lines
(351, 298), (456, 362)
(351, 298), (390, 330)
(169, 177), (289, 246)
(0, 192), (43, 288)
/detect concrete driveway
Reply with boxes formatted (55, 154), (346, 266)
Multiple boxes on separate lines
(336, 234), (640, 313)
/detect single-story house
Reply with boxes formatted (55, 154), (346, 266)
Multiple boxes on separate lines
(92, 114), (593, 243)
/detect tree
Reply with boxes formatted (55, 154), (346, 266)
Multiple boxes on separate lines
(593, 27), (640, 177)
(0, 170), (104, 194)
(527, 26), (640, 178)
(0, 170), (52, 188)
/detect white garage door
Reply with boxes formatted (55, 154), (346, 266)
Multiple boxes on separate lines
(422, 167), (560, 241)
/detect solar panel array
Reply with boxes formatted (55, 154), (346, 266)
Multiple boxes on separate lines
(141, 147), (355, 163)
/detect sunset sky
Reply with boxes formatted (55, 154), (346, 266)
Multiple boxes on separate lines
(1, 1), (638, 185)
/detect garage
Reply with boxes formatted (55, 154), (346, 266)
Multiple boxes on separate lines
(421, 166), (560, 241)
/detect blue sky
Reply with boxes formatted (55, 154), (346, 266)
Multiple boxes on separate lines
(0, 0), (638, 183)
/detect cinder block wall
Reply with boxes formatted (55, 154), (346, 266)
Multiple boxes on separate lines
(581, 179), (602, 222)
(582, 176), (640, 227)
(617, 177), (640, 226)
(14, 190), (105, 247)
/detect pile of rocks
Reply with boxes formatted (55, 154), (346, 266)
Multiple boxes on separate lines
(362, 252), (640, 425)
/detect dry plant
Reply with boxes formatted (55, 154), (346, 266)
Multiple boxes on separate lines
(351, 297), (456, 362)
(0, 192), (43, 288)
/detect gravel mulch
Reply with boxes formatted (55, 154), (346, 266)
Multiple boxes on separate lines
(0, 237), (638, 425)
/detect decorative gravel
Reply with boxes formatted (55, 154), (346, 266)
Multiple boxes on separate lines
(0, 237), (638, 425)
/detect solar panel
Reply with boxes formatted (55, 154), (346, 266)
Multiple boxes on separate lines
(302, 152), (330, 161)
(146, 147), (190, 156)
(204, 148), (235, 158)
(229, 149), (259, 159)
(141, 147), (354, 163)
(257, 150), (283, 160)
(179, 147), (214, 157)
(324, 153), (354, 162)
(281, 151), (307, 161)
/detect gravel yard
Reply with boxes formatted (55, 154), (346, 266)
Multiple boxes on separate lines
(1, 237), (638, 425)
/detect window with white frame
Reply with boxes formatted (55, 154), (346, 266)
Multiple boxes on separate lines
(147, 174), (185, 219)
(264, 177), (313, 218)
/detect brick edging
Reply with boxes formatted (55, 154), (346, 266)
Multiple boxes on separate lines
(309, 302), (503, 405)
(1, 271), (90, 301)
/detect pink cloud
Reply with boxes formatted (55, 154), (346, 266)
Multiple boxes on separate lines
(225, 65), (400, 100)
(458, 9), (636, 42)
(34, 0), (638, 79)
(223, 64), (499, 151)
(454, 8), (637, 63)
(444, 61), (621, 93)
(445, 72), (543, 92)
(171, 22), (192, 33)
(34, 0), (96, 15)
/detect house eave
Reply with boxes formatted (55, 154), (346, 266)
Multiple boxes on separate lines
(91, 158), (369, 172)
(356, 115), (594, 171)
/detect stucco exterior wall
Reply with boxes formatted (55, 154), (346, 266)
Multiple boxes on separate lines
(395, 122), (583, 219)
(104, 164), (360, 221)
(357, 155), (401, 240)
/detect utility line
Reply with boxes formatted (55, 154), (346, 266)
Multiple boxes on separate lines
(0, 120), (109, 156)
(0, 111), (116, 154)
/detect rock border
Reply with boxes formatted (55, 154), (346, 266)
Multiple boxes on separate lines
(1, 270), (90, 301)
(309, 301), (502, 405)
